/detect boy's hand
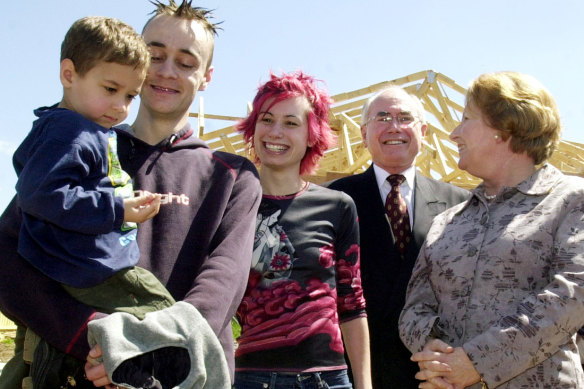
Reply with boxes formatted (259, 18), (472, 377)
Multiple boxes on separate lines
(123, 192), (161, 223)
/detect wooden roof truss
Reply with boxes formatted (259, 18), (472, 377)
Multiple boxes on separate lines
(190, 70), (584, 187)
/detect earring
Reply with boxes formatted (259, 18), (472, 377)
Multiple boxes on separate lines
(494, 134), (499, 140)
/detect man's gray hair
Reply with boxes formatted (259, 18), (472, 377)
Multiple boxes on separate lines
(361, 85), (427, 126)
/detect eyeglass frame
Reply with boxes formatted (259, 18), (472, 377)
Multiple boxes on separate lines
(362, 111), (420, 128)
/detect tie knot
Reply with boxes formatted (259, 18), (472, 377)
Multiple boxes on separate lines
(387, 174), (406, 187)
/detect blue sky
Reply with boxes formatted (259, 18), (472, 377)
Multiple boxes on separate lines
(1, 0), (583, 211)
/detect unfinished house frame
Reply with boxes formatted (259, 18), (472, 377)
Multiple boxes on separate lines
(192, 69), (584, 187)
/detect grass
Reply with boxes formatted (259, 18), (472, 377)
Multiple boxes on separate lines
(0, 337), (14, 346)
(232, 317), (241, 340)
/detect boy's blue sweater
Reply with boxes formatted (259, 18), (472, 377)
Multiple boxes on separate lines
(13, 106), (137, 288)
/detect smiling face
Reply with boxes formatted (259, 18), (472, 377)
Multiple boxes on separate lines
(59, 59), (143, 128)
(140, 14), (214, 120)
(449, 102), (500, 178)
(253, 96), (312, 174)
(361, 89), (427, 174)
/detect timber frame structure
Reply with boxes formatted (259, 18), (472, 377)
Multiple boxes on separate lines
(1, 70), (583, 334)
(192, 69), (584, 187)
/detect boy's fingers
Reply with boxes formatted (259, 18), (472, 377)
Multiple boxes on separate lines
(127, 193), (160, 207)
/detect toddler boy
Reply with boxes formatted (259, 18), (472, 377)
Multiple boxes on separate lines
(13, 16), (175, 389)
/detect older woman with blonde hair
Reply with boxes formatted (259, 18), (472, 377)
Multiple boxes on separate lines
(399, 71), (584, 388)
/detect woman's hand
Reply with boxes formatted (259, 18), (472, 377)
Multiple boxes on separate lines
(85, 344), (115, 388)
(411, 339), (455, 388)
(412, 339), (482, 389)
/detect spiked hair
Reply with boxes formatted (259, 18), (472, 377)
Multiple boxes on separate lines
(144, 1), (220, 70)
(145, 0), (221, 36)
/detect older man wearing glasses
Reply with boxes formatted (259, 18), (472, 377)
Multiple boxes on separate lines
(328, 85), (468, 388)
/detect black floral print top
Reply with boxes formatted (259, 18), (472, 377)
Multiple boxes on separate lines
(236, 183), (366, 372)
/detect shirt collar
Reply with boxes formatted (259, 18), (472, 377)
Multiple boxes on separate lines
(373, 164), (416, 190)
(463, 164), (561, 211)
(515, 164), (561, 195)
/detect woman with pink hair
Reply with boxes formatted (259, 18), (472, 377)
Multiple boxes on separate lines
(234, 71), (372, 389)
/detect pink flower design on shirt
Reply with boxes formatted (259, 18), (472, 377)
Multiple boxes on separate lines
(318, 243), (336, 268)
(270, 254), (291, 270)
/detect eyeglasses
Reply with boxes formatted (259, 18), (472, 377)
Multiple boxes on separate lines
(364, 111), (418, 127)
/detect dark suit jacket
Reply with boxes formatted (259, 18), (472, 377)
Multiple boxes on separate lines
(328, 166), (468, 389)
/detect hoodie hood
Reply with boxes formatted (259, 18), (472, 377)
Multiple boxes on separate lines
(115, 123), (209, 152)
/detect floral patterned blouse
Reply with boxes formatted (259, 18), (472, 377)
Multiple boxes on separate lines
(235, 183), (366, 372)
(399, 165), (584, 388)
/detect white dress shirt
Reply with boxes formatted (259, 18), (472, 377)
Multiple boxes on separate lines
(372, 164), (416, 228)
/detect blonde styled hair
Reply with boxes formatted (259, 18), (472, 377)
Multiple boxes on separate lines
(466, 71), (561, 164)
(61, 16), (149, 78)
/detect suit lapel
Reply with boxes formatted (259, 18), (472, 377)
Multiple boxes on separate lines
(412, 172), (449, 247)
(361, 166), (392, 238)
(357, 168), (450, 255)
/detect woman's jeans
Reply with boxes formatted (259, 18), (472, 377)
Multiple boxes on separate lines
(234, 369), (352, 389)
